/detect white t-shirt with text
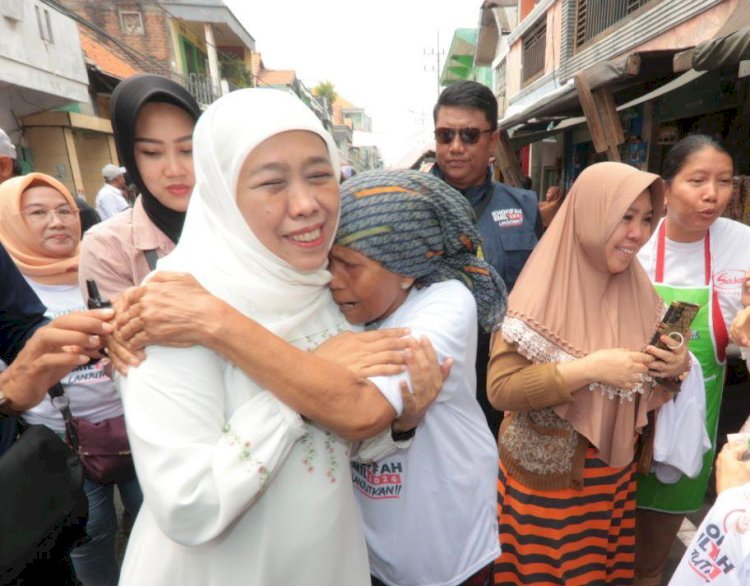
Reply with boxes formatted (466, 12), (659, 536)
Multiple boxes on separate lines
(353, 280), (500, 586)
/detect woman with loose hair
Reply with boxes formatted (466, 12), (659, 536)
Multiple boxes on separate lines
(635, 134), (750, 585)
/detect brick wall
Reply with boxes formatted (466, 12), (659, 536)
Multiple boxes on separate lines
(57, 0), (175, 75)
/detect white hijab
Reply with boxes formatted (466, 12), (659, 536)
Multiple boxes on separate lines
(158, 88), (344, 345)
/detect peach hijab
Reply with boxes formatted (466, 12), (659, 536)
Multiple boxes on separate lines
(501, 162), (670, 468)
(0, 173), (80, 285)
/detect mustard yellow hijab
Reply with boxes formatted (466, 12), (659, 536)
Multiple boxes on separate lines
(0, 173), (80, 284)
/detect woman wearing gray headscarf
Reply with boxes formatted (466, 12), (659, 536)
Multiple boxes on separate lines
(333, 169), (505, 586)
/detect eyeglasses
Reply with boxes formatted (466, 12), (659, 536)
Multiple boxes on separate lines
(434, 127), (494, 145)
(21, 206), (79, 224)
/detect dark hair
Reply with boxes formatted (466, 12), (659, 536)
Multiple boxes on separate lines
(662, 134), (733, 183)
(433, 81), (498, 131)
(11, 158), (22, 176)
(110, 74), (201, 243)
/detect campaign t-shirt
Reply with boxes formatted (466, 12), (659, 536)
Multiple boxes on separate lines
(352, 280), (500, 586)
(21, 280), (122, 431)
(669, 482), (750, 585)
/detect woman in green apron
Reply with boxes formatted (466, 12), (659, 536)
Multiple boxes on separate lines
(635, 135), (750, 585)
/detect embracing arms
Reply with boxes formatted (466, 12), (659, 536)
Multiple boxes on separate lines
(108, 273), (446, 440)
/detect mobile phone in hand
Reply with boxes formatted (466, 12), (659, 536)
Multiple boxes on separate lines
(86, 280), (112, 310)
(648, 300), (700, 351)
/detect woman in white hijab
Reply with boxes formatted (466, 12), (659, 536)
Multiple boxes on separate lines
(117, 89), (419, 585)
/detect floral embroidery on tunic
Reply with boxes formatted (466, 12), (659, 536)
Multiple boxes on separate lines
(324, 432), (338, 483)
(300, 427), (318, 474)
(289, 319), (349, 477)
(222, 423), (270, 487)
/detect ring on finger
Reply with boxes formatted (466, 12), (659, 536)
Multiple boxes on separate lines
(667, 332), (684, 349)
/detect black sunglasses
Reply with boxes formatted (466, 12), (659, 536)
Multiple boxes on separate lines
(434, 127), (494, 145)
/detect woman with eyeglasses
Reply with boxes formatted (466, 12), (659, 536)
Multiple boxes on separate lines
(0, 172), (142, 586)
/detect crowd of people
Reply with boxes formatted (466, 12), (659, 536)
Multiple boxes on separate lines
(1, 76), (750, 586)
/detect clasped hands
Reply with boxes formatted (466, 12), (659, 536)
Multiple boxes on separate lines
(583, 334), (690, 391)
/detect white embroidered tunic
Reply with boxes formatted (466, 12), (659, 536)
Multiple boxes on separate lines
(118, 325), (372, 586)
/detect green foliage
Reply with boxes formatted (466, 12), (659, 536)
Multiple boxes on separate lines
(220, 58), (253, 88)
(314, 80), (337, 104)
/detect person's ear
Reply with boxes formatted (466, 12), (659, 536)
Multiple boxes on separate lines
(400, 277), (416, 291)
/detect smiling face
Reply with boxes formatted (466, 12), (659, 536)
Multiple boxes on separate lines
(328, 245), (413, 325)
(133, 101), (195, 212)
(434, 105), (499, 190)
(604, 190), (654, 274)
(21, 185), (80, 258)
(665, 147), (734, 242)
(236, 130), (339, 272)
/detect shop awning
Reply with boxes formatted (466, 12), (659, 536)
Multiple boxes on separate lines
(676, 0), (750, 71)
(498, 49), (684, 130)
(441, 29), (482, 85)
(508, 68), (707, 147)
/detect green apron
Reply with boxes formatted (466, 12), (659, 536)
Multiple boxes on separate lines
(636, 224), (728, 513)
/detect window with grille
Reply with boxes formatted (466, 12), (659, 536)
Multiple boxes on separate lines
(522, 18), (546, 85)
(574, 0), (655, 48)
(120, 10), (145, 35)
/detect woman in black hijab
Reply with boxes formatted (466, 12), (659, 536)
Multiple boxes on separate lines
(79, 74), (201, 301)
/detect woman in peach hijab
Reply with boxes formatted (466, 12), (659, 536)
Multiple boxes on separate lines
(0, 173), (141, 586)
(487, 162), (690, 585)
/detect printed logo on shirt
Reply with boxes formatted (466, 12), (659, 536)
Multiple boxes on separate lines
(64, 360), (109, 385)
(491, 208), (523, 228)
(351, 461), (403, 500)
(686, 522), (736, 582)
(713, 270), (745, 292)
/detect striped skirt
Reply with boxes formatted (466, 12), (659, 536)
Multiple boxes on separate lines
(494, 448), (636, 586)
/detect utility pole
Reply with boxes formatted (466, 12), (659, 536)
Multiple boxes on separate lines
(423, 30), (444, 100)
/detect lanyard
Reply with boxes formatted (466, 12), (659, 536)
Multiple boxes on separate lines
(654, 220), (728, 362)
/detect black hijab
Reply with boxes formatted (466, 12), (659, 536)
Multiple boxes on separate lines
(110, 74), (201, 243)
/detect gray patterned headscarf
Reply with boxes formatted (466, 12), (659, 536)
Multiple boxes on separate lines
(336, 169), (507, 333)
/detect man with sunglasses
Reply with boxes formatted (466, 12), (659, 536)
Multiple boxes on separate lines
(431, 81), (541, 437)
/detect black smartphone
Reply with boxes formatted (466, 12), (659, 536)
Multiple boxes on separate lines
(86, 280), (112, 310)
(85, 280), (112, 363)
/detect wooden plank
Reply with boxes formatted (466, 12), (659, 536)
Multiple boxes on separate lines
(673, 49), (694, 73)
(574, 72), (608, 153)
(593, 87), (625, 148)
(62, 128), (85, 198)
(21, 111), (70, 128)
(496, 130), (523, 187)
